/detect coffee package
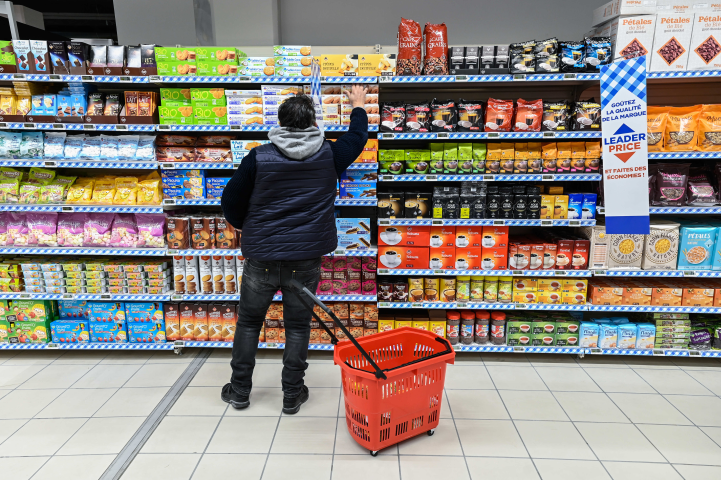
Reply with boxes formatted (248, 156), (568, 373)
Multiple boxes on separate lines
(651, 14), (693, 71)
(688, 13), (721, 70)
(612, 15), (657, 70)
(430, 99), (456, 132)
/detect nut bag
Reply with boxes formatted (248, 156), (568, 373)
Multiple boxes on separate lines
(665, 105), (702, 151)
(697, 104), (721, 152)
(647, 106), (670, 152)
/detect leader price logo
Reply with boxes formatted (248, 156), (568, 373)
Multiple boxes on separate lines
(604, 123), (646, 163)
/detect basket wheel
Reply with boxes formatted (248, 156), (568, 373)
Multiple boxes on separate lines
(370, 450), (379, 457)
(427, 429), (435, 436)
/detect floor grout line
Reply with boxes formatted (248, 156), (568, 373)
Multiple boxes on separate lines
(188, 404), (228, 479)
(98, 348), (211, 480)
(329, 386), (343, 480)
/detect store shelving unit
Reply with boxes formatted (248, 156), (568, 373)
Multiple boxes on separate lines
(378, 218), (596, 226)
(1, 204), (164, 213)
(379, 174), (602, 182)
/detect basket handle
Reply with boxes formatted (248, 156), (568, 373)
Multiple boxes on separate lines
(289, 279), (387, 380)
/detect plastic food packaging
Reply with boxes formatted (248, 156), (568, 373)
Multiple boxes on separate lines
(514, 98), (542, 132)
(110, 213), (139, 248)
(0, 211), (7, 246)
(113, 176), (138, 205)
(397, 18), (423, 76)
(83, 212), (114, 247)
(8, 212), (28, 246)
(63, 135), (84, 159)
(696, 104), (721, 152)
(647, 106), (670, 152)
(100, 135), (119, 160)
(80, 136), (102, 160)
(654, 163), (691, 206)
(485, 98), (514, 132)
(0, 132), (21, 158)
(90, 178), (115, 205)
(43, 132), (66, 159)
(136, 213), (167, 248)
(423, 23), (449, 75)
(66, 178), (94, 204)
(665, 105), (702, 151)
(27, 212), (58, 246)
(57, 212), (86, 247)
(20, 132), (43, 159)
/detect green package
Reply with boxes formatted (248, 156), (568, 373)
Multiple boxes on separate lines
(154, 47), (196, 62)
(472, 159), (486, 174)
(458, 144), (472, 161)
(430, 143), (444, 160)
(507, 332), (532, 346)
(194, 105), (228, 125)
(555, 333), (579, 346)
(28, 167), (56, 185)
(380, 159), (404, 175)
(196, 60), (238, 76)
(444, 143), (458, 160)
(157, 61), (197, 76)
(160, 88), (191, 105)
(472, 143), (487, 160)
(532, 332), (554, 346)
(406, 160), (429, 174)
(444, 159), (459, 174)
(405, 149), (430, 162)
(0, 41), (14, 65)
(194, 47), (239, 62)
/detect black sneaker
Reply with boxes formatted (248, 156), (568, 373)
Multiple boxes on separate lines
(221, 383), (250, 409)
(283, 385), (309, 414)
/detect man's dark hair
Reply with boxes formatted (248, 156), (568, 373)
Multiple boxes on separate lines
(277, 94), (316, 129)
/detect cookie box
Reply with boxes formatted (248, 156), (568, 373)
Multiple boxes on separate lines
(9, 320), (50, 343)
(51, 320), (89, 343)
(90, 321), (128, 343)
(128, 321), (166, 343)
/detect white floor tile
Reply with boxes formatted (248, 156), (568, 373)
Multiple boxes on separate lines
(270, 416), (337, 454)
(607, 393), (693, 425)
(168, 386), (228, 417)
(515, 421), (596, 460)
(671, 358), (721, 370)
(331, 455), (400, 480)
(499, 390), (569, 421)
(673, 464), (721, 480)
(141, 415), (220, 454)
(191, 454), (266, 480)
(283, 387), (340, 417)
(146, 350), (199, 364)
(602, 461), (683, 480)
(97, 351), (153, 364)
(72, 364), (142, 388)
(0, 418), (85, 456)
(0, 419), (27, 444)
(685, 370), (721, 396)
(31, 454), (114, 480)
(665, 395), (721, 427)
(533, 459), (611, 480)
(16, 364), (94, 389)
(446, 389), (509, 420)
(575, 422), (666, 462)
(0, 365), (49, 388)
(1, 352), (60, 366)
(456, 419), (528, 457)
(528, 354), (580, 367)
(534, 367), (602, 392)
(0, 457), (48, 480)
(638, 424), (721, 465)
(0, 388), (64, 419)
(634, 369), (713, 396)
(124, 363), (188, 388)
(333, 417), (396, 456)
(205, 349), (233, 363)
(701, 426), (721, 445)
(466, 457), (540, 480)
(583, 367), (657, 394)
(578, 356), (630, 368)
(122, 453), (200, 480)
(93, 386), (169, 417)
(224, 387), (284, 417)
(262, 454), (332, 480)
(205, 416), (278, 454)
(57, 416), (145, 455)
(445, 364), (495, 389)
(53, 352), (107, 365)
(487, 366), (548, 391)
(188, 361), (232, 387)
(36, 388), (117, 418)
(302, 362), (342, 388)
(624, 357), (680, 370)
(553, 392), (629, 423)
(481, 353), (530, 365)
(399, 455), (470, 480)
(397, 417), (463, 456)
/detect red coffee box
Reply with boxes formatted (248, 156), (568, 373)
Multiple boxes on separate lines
(429, 225), (456, 247)
(572, 240), (590, 270)
(529, 243), (545, 270)
(378, 246), (429, 269)
(163, 303), (180, 341)
(454, 247), (484, 269)
(378, 225), (431, 246)
(481, 225), (509, 248)
(480, 246), (508, 270)
(509, 242), (532, 270)
(429, 247), (455, 270)
(555, 239), (575, 270)
(455, 226), (483, 247)
(542, 242), (557, 270)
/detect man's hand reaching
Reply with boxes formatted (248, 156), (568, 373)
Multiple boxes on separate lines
(344, 84), (368, 109)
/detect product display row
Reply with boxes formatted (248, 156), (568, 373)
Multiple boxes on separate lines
(648, 105), (721, 153)
(589, 278), (721, 307)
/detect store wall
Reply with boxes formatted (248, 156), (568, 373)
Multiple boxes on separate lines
(114, 0), (197, 45)
(211, 0), (279, 45)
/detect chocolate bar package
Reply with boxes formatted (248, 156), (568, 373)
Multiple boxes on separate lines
(49, 41), (69, 74)
(104, 94), (121, 116)
(30, 40), (49, 73)
(87, 93), (105, 116)
(126, 46), (141, 68)
(67, 42), (87, 74)
(107, 45), (124, 68)
(87, 45), (107, 75)
(13, 40), (31, 72)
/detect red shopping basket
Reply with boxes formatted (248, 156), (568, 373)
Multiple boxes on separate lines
(289, 280), (455, 456)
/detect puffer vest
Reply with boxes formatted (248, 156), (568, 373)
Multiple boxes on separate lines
(240, 141), (338, 260)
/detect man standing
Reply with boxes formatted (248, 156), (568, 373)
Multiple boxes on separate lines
(220, 85), (368, 414)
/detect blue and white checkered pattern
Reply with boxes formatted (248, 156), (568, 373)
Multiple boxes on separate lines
(391, 76), (455, 83)
(0, 247), (166, 256)
(649, 207), (721, 214)
(448, 133), (486, 139)
(648, 152), (721, 159)
(600, 349), (653, 356)
(601, 56), (647, 104)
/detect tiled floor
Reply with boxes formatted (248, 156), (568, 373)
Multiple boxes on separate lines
(3, 348), (721, 479)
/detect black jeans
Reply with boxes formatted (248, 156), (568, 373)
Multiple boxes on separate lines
(230, 257), (322, 397)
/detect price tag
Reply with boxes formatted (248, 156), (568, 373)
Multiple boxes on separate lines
(237, 76), (251, 82)
(119, 76), (132, 82)
(20, 293), (31, 299)
(174, 340), (185, 347)
(378, 219), (390, 226)
(61, 206), (74, 212)
(493, 220), (505, 226)
(513, 346), (525, 352)
(483, 175), (495, 181)
(453, 344), (462, 351)
(455, 75), (468, 81)
(432, 219), (444, 226)
(597, 207), (605, 215)
(380, 133), (395, 139)
(46, 343), (59, 349)
(434, 270), (445, 274)
(333, 249), (345, 255)
(157, 125), (171, 131)
(554, 271), (567, 276)
(487, 132), (499, 138)
(378, 302), (391, 307)
(541, 220), (553, 227)
(411, 302), (423, 308)
(568, 220), (581, 227)
(81, 75), (94, 81)
(62, 294), (73, 299)
(44, 161), (57, 168)
(160, 163), (175, 169)
(378, 76), (392, 83)
(149, 75), (161, 82)
(266, 342), (278, 348)
(590, 348), (602, 354)
(49, 75), (62, 81)
(426, 175), (438, 181)
(23, 123), (35, 129)
(116, 125), (128, 131)
(653, 349), (665, 356)
(512, 271), (523, 275)
(83, 124), (95, 130)
(456, 302), (467, 308)
(543, 132), (555, 138)
(163, 199), (176, 205)
(563, 73), (577, 80)
(513, 74), (526, 81)
(230, 125), (241, 130)
(52, 124), (64, 129)
(167, 249), (178, 255)
(171, 294), (183, 301)
(689, 350), (700, 356)
(437, 132), (449, 139)
(683, 271), (697, 277)
(594, 270), (606, 276)
(382, 175), (394, 181)
(100, 294), (111, 300)
(514, 305), (527, 310)
(542, 174), (554, 181)
(12, 74), (25, 80)
(0, 123), (6, 128)
(378, 270), (389, 275)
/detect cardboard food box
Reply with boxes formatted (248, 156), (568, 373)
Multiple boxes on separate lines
(378, 225), (431, 247)
(356, 53), (396, 76)
(378, 246), (429, 270)
(154, 47), (197, 62)
(688, 13), (721, 70)
(612, 15), (657, 70)
(195, 47), (238, 62)
(651, 13), (694, 71)
(157, 61), (197, 76)
(651, 286), (683, 306)
(194, 105), (228, 125)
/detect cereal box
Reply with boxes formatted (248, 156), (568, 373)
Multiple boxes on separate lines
(128, 321), (166, 343)
(678, 225), (717, 270)
(90, 321), (128, 343)
(50, 320), (89, 343)
(58, 300), (88, 319)
(89, 302), (126, 323)
(125, 302), (164, 323)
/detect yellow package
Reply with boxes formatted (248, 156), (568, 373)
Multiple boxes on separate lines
(136, 179), (160, 205)
(65, 179), (95, 204)
(0, 95), (16, 115)
(16, 95), (31, 115)
(113, 177), (138, 205)
(90, 179), (115, 205)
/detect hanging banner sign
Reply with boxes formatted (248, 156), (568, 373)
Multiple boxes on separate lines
(310, 58), (325, 136)
(600, 56), (650, 235)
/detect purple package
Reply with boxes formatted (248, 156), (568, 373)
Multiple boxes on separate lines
(361, 279), (377, 296)
(8, 212), (28, 246)
(58, 212), (86, 247)
(135, 214), (166, 248)
(110, 213), (138, 248)
(0, 211), (7, 246)
(84, 212), (114, 247)
(321, 257), (333, 272)
(27, 212), (58, 246)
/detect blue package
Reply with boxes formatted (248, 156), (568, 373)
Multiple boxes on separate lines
(581, 194), (597, 219)
(71, 94), (86, 117)
(128, 321), (166, 343)
(584, 37), (612, 71)
(90, 321), (128, 343)
(617, 324), (638, 349)
(80, 136), (102, 160)
(58, 300), (89, 319)
(125, 302), (164, 323)
(206, 187), (226, 200)
(0, 131), (22, 159)
(63, 135), (84, 159)
(43, 95), (57, 116)
(118, 135), (139, 160)
(568, 193), (583, 220)
(598, 324), (618, 349)
(31, 95), (45, 115)
(20, 132), (43, 159)
(560, 41), (585, 72)
(206, 177), (230, 187)
(579, 322), (599, 348)
(636, 323), (655, 349)
(100, 135), (119, 160)
(678, 225), (717, 270)
(51, 320), (90, 343)
(135, 135), (155, 160)
(43, 132), (66, 159)
(88, 302), (126, 323)
(340, 168), (377, 183)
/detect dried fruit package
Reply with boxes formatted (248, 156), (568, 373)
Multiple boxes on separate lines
(423, 23), (449, 75)
(485, 98), (514, 132)
(397, 18), (423, 76)
(665, 105), (701, 151)
(514, 98), (542, 132)
(654, 163), (691, 206)
(696, 104), (721, 152)
(647, 106), (670, 152)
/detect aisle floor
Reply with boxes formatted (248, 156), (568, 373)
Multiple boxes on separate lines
(2, 349), (721, 480)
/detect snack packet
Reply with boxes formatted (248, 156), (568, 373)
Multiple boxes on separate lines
(118, 135), (139, 160)
(19, 132), (43, 159)
(39, 182), (66, 204)
(90, 178), (115, 204)
(136, 135), (156, 160)
(18, 182), (41, 204)
(647, 106), (670, 152)
(0, 176), (19, 203)
(113, 176), (138, 205)
(666, 105), (702, 151)
(27, 212), (58, 246)
(58, 212), (86, 247)
(27, 167), (56, 185)
(80, 136), (102, 160)
(63, 135), (84, 159)
(136, 213), (167, 248)
(43, 132), (67, 159)
(0, 132), (22, 158)
(137, 171), (161, 205)
(66, 178), (94, 204)
(110, 213), (138, 248)
(0, 211), (7, 246)
(7, 212), (28, 246)
(100, 135), (119, 160)
(83, 212), (114, 247)
(697, 104), (721, 152)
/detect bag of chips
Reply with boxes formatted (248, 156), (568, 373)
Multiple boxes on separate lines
(7, 212), (28, 246)
(90, 178), (115, 205)
(514, 98), (542, 132)
(18, 183), (41, 204)
(83, 212), (114, 247)
(57, 212), (86, 247)
(485, 98), (514, 132)
(665, 105), (702, 151)
(28, 167), (55, 185)
(27, 212), (58, 246)
(110, 213), (138, 248)
(113, 177), (138, 205)
(696, 104), (721, 152)
(647, 106), (670, 152)
(66, 178), (94, 204)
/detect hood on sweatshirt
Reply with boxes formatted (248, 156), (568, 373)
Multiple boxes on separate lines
(267, 126), (324, 160)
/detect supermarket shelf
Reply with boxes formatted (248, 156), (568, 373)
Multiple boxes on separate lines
(379, 174), (601, 182)
(648, 152), (721, 159)
(377, 218), (595, 226)
(0, 343), (174, 350)
(179, 294), (239, 301)
(0, 123), (155, 132)
(0, 247), (167, 256)
(164, 198), (377, 207)
(159, 162), (236, 170)
(272, 294), (377, 302)
(346, 163), (378, 170)
(0, 160), (158, 169)
(452, 345), (584, 354)
(587, 305), (721, 313)
(379, 132), (601, 140)
(162, 124), (379, 132)
(594, 270), (721, 277)
(0, 292), (171, 301)
(377, 302), (582, 310)
(590, 348), (721, 357)
(170, 249), (239, 256)
(163, 199), (220, 206)
(0, 204), (164, 213)
(376, 269), (592, 277)
(335, 199), (377, 206)
(598, 206), (721, 215)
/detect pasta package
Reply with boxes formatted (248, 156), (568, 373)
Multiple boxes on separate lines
(665, 105), (702, 151)
(696, 104), (721, 152)
(647, 106), (670, 152)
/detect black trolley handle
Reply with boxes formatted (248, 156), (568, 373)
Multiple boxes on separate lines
(289, 279), (387, 380)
